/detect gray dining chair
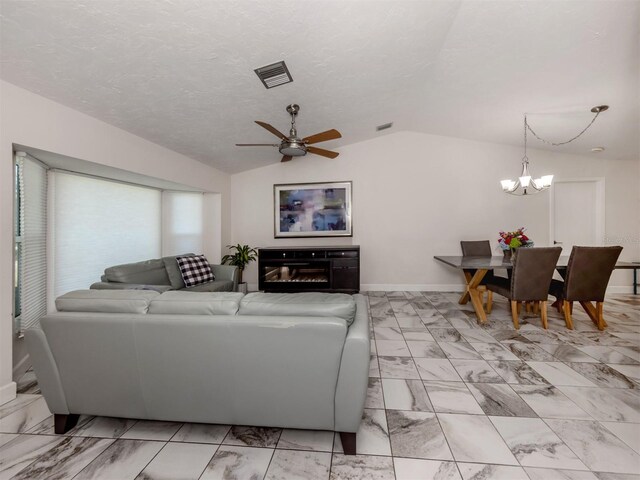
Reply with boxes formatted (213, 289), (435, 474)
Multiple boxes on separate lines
(485, 247), (562, 329)
(460, 240), (494, 307)
(549, 246), (623, 330)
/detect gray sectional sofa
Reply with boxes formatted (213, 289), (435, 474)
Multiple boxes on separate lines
(25, 290), (370, 454)
(89, 255), (239, 292)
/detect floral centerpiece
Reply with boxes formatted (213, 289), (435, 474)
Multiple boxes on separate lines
(498, 227), (534, 257)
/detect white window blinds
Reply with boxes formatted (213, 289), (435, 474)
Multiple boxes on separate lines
(162, 191), (204, 256)
(17, 155), (48, 331)
(53, 172), (162, 297)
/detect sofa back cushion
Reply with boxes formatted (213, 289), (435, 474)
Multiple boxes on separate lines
(148, 291), (244, 315)
(56, 290), (160, 314)
(239, 292), (356, 325)
(104, 258), (170, 286)
(162, 254), (195, 290)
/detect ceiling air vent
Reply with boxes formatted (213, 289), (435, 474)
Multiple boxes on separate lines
(254, 61), (293, 89)
(376, 122), (393, 131)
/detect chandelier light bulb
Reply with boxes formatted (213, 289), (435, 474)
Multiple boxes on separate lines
(501, 179), (514, 191)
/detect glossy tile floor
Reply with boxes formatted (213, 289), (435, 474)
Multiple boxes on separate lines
(1, 291), (639, 479)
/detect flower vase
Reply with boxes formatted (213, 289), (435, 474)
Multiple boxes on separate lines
(503, 250), (512, 260)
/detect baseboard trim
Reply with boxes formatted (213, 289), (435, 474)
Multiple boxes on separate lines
(247, 283), (632, 294)
(0, 381), (17, 406)
(361, 284), (465, 292)
(607, 286), (634, 294)
(12, 352), (31, 381)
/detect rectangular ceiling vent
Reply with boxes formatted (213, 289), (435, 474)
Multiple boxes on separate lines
(376, 122), (393, 131)
(254, 61), (293, 89)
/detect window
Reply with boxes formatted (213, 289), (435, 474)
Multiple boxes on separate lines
(52, 172), (162, 297)
(14, 160), (22, 324)
(162, 191), (204, 256)
(14, 153), (48, 333)
(14, 158), (210, 319)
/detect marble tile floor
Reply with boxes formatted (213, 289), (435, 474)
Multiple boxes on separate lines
(1, 291), (639, 479)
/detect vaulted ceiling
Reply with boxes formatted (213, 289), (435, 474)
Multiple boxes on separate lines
(1, 0), (638, 173)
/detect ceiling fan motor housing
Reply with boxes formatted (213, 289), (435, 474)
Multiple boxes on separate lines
(279, 139), (307, 156)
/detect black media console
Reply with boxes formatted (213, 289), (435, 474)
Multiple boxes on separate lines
(258, 246), (360, 293)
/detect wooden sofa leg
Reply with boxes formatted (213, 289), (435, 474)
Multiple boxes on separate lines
(339, 432), (357, 455)
(486, 291), (493, 314)
(54, 414), (80, 434)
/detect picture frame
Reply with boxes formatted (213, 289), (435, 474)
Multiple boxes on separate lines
(274, 181), (352, 238)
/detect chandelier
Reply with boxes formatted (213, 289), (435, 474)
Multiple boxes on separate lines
(501, 105), (609, 195)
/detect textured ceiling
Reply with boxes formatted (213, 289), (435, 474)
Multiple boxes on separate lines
(1, 0), (638, 173)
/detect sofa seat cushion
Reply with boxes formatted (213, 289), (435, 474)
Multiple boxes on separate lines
(149, 291), (244, 315)
(185, 280), (234, 292)
(56, 290), (160, 314)
(239, 292), (356, 325)
(104, 258), (170, 286)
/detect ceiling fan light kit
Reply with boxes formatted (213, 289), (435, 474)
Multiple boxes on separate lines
(501, 105), (608, 196)
(236, 104), (341, 162)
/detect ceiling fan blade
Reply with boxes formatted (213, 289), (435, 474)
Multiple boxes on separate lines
(303, 129), (342, 145)
(307, 146), (339, 159)
(255, 121), (287, 140)
(235, 143), (278, 146)
(281, 155), (293, 163)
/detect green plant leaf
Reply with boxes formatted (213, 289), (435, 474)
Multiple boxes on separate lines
(221, 243), (258, 269)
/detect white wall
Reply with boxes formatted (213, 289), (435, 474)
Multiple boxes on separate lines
(0, 80), (231, 404)
(230, 131), (640, 291)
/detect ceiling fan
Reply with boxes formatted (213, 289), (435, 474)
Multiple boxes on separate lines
(236, 104), (341, 162)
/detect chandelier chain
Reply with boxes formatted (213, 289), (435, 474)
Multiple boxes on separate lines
(525, 110), (602, 147)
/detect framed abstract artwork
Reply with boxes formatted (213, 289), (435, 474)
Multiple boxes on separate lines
(274, 181), (352, 238)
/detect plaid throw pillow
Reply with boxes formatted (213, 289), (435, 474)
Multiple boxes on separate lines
(176, 254), (214, 288)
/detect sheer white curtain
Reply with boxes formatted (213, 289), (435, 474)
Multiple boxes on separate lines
(17, 154), (48, 331)
(162, 191), (204, 256)
(52, 172), (161, 297)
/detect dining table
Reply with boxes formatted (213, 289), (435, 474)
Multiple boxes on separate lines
(433, 255), (638, 324)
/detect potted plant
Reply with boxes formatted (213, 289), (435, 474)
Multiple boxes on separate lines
(221, 244), (258, 293)
(498, 227), (534, 259)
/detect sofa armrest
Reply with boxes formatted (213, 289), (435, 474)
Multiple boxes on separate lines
(24, 328), (70, 415)
(210, 265), (239, 291)
(334, 294), (371, 432)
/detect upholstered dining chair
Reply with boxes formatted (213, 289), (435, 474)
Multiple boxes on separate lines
(485, 247), (562, 329)
(460, 240), (495, 306)
(549, 246), (623, 331)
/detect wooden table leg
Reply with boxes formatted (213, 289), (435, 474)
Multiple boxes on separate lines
(466, 269), (488, 324)
(459, 272), (473, 304)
